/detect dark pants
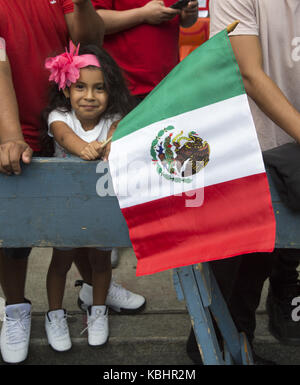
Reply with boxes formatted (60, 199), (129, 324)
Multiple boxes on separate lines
(269, 249), (299, 293)
(211, 248), (299, 343)
(210, 251), (273, 343)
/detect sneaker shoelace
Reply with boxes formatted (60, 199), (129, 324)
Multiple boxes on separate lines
(108, 281), (130, 301)
(5, 311), (31, 344)
(49, 314), (69, 338)
(80, 310), (106, 335)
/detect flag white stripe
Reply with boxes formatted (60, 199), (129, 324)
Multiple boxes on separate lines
(109, 94), (265, 209)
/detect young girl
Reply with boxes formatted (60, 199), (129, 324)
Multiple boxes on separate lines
(42, 43), (136, 351)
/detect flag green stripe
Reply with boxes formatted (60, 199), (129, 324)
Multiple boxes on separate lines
(113, 29), (245, 142)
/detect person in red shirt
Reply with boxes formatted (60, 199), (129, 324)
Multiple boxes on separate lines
(0, 0), (105, 364)
(92, 0), (199, 98)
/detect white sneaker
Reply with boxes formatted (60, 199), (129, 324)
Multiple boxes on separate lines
(106, 281), (146, 313)
(0, 302), (31, 364)
(82, 305), (109, 347)
(76, 280), (146, 314)
(45, 309), (72, 352)
(111, 248), (119, 269)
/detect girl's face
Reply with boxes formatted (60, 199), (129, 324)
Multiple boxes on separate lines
(64, 67), (108, 125)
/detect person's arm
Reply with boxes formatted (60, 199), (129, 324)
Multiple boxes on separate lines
(230, 35), (300, 143)
(50, 120), (102, 160)
(0, 57), (33, 175)
(64, 0), (105, 46)
(180, 1), (199, 28)
(96, 1), (180, 35)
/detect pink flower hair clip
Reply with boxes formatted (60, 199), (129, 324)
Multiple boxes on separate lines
(45, 41), (101, 90)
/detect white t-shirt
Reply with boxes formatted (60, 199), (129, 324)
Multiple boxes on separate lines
(48, 109), (120, 158)
(210, 0), (300, 151)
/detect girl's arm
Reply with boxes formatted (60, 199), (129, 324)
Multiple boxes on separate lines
(50, 121), (102, 160)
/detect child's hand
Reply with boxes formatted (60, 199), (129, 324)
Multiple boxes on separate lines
(102, 120), (120, 161)
(80, 141), (103, 160)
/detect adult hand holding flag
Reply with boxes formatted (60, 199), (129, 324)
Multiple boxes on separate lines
(109, 22), (276, 276)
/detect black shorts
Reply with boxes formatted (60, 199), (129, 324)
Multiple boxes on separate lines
(3, 247), (32, 259)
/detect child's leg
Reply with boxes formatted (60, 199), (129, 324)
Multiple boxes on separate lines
(0, 248), (30, 304)
(74, 249), (93, 285)
(88, 248), (112, 306)
(46, 248), (75, 310)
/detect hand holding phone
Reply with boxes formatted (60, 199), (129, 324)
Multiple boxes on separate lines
(170, 0), (190, 10)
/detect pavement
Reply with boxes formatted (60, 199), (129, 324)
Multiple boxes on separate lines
(0, 247), (299, 366)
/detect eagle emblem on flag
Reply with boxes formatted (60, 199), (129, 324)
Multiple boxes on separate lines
(151, 125), (210, 183)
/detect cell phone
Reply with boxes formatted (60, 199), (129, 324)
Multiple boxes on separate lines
(170, 0), (190, 10)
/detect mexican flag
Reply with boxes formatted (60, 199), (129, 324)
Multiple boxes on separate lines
(109, 29), (276, 276)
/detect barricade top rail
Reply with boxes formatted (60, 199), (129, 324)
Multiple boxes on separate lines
(0, 158), (298, 248)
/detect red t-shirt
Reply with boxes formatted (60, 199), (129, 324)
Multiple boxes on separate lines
(92, 0), (180, 96)
(0, 0), (74, 151)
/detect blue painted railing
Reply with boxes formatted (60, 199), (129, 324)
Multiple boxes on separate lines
(0, 157), (298, 249)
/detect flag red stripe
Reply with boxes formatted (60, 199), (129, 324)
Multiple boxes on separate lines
(122, 173), (276, 276)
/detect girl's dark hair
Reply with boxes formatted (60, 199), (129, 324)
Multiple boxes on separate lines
(40, 45), (136, 156)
